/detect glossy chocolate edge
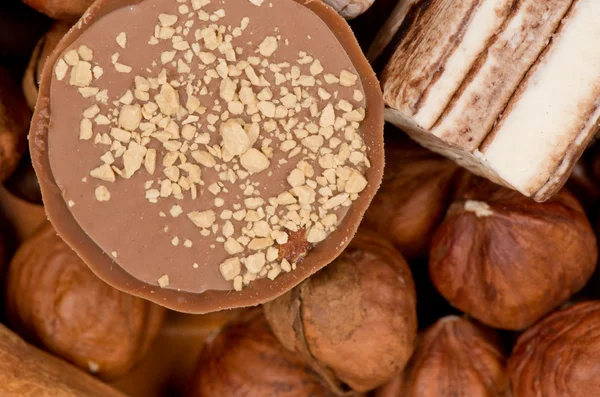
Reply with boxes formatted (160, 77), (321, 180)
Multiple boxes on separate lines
(29, 0), (385, 313)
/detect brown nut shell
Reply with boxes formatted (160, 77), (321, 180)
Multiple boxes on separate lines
(375, 316), (509, 397)
(0, 323), (126, 397)
(190, 309), (334, 397)
(21, 0), (95, 20)
(0, 66), (31, 183)
(508, 301), (600, 397)
(5, 222), (166, 380)
(429, 174), (598, 330)
(264, 231), (417, 393)
(362, 132), (457, 258)
(29, 0), (384, 313)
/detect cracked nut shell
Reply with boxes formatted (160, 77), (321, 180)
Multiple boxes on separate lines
(362, 133), (457, 259)
(190, 309), (333, 397)
(375, 316), (509, 397)
(429, 174), (598, 330)
(5, 222), (166, 380)
(264, 230), (417, 393)
(508, 301), (600, 397)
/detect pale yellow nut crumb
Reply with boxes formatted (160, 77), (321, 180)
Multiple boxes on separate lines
(78, 45), (93, 61)
(95, 185), (111, 202)
(69, 61), (92, 87)
(90, 164), (115, 182)
(188, 210), (216, 228)
(258, 36), (278, 57)
(54, 59), (68, 81)
(339, 70), (358, 87)
(157, 274), (170, 288)
(219, 257), (241, 281)
(240, 148), (270, 173)
(79, 118), (93, 140)
(116, 32), (127, 48)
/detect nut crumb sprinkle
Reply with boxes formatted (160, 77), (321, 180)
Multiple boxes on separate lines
(53, 0), (370, 292)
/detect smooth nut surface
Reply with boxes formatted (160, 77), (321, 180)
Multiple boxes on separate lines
(376, 316), (509, 397)
(264, 230), (417, 393)
(0, 66), (31, 183)
(0, 323), (126, 397)
(429, 174), (598, 330)
(190, 309), (333, 397)
(509, 301), (600, 397)
(362, 133), (457, 259)
(5, 222), (166, 380)
(22, 0), (95, 20)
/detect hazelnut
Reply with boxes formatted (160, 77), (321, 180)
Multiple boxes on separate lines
(5, 222), (166, 380)
(0, 323), (126, 396)
(21, 0), (95, 20)
(189, 309), (334, 397)
(375, 316), (510, 397)
(362, 134), (457, 259)
(0, 66), (31, 183)
(508, 301), (600, 397)
(4, 151), (43, 205)
(429, 174), (598, 330)
(323, 0), (375, 19)
(23, 21), (72, 110)
(264, 230), (417, 393)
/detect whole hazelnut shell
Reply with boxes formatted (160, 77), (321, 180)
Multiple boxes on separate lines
(4, 151), (43, 205)
(508, 301), (600, 397)
(264, 231), (417, 393)
(0, 323), (126, 397)
(361, 134), (457, 259)
(375, 316), (510, 397)
(5, 222), (166, 380)
(190, 309), (334, 397)
(429, 174), (598, 330)
(21, 0), (94, 20)
(324, 0), (375, 19)
(0, 66), (31, 183)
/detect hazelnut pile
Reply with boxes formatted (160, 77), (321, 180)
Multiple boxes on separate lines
(5, 223), (166, 379)
(2, 0), (600, 396)
(54, 0), (371, 291)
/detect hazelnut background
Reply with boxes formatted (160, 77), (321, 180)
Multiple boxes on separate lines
(5, 222), (166, 380)
(190, 309), (334, 397)
(0, 323), (127, 397)
(0, 65), (31, 183)
(324, 0), (375, 20)
(509, 301), (600, 397)
(264, 230), (417, 393)
(429, 173), (598, 330)
(361, 132), (457, 259)
(4, 151), (43, 204)
(20, 0), (94, 20)
(375, 316), (510, 397)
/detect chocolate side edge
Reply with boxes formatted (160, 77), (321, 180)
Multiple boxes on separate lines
(29, 0), (384, 313)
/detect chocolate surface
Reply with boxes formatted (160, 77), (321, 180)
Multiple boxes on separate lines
(30, 0), (384, 312)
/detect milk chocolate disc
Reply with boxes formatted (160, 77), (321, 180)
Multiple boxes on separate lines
(30, 0), (384, 313)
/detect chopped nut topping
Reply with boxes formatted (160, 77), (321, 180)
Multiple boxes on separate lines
(95, 185), (111, 201)
(54, 0), (370, 292)
(157, 274), (170, 287)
